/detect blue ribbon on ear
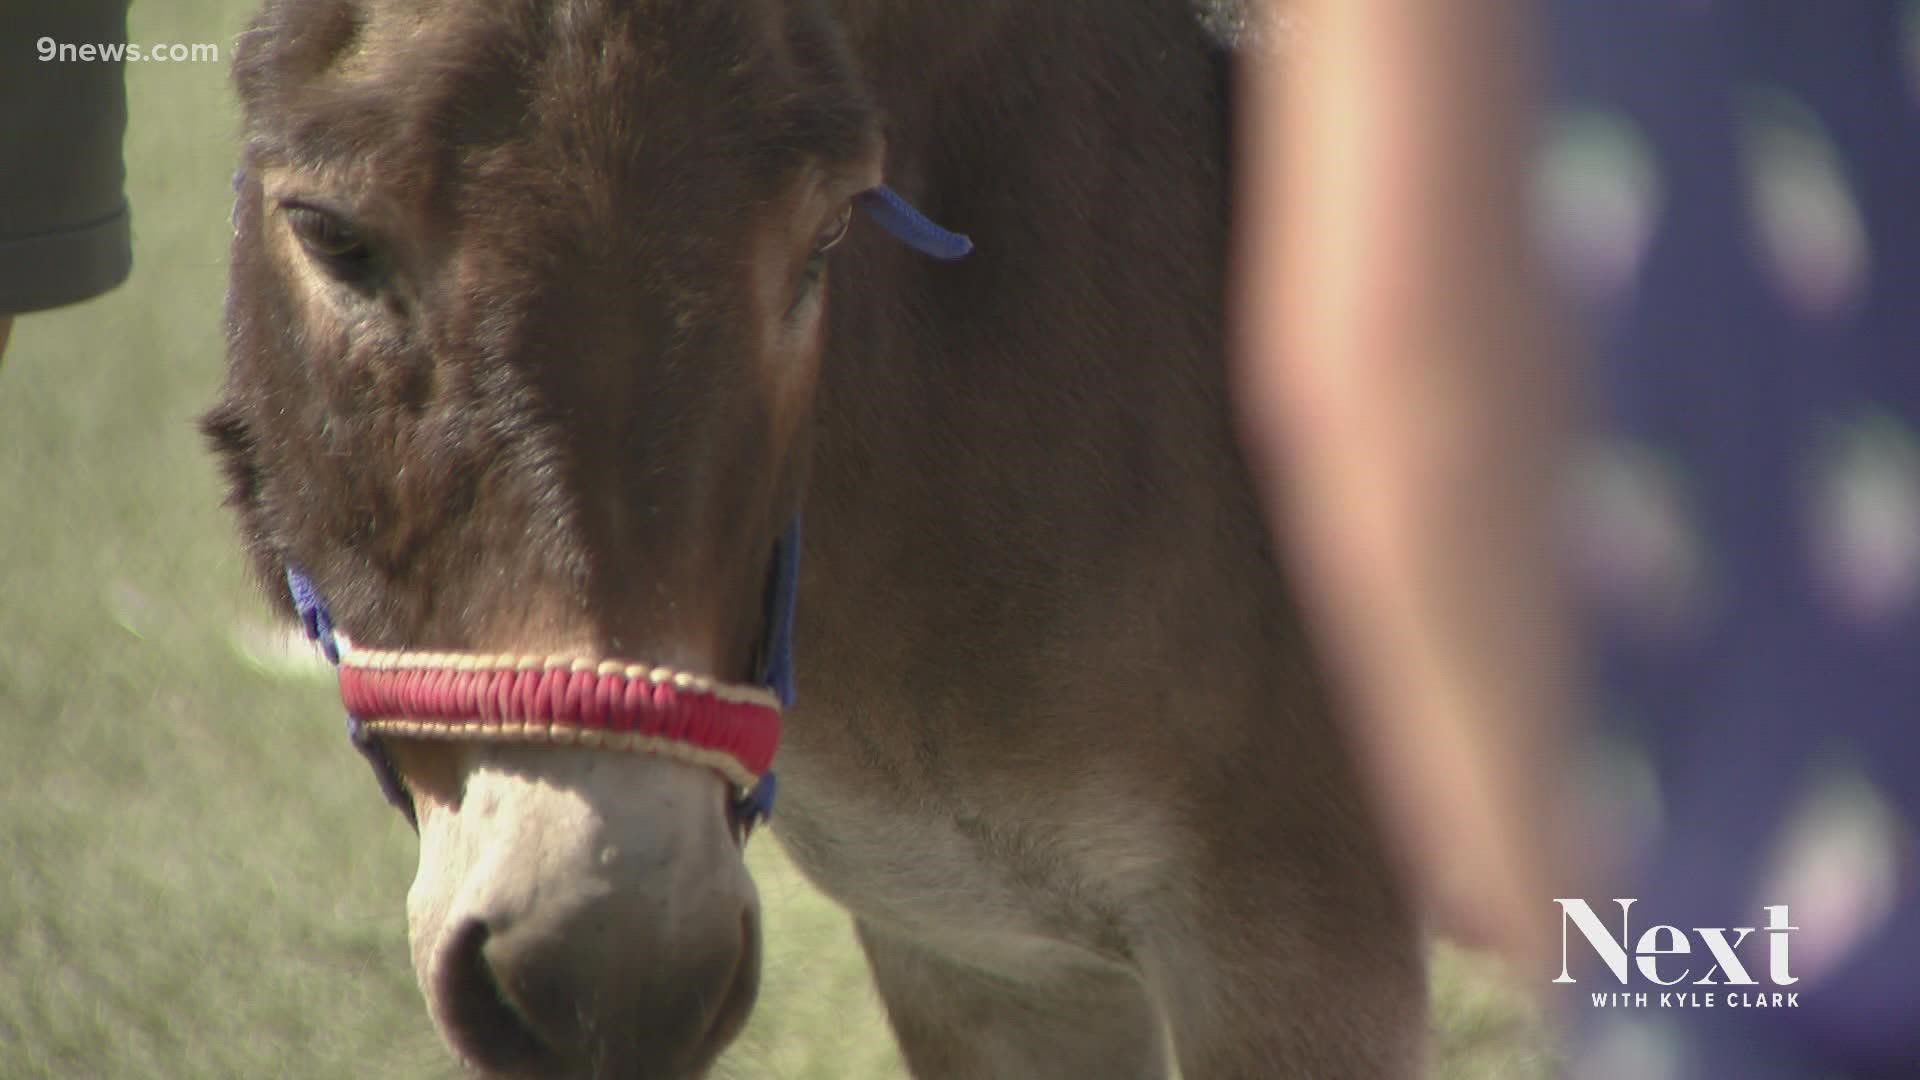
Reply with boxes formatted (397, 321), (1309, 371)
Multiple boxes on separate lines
(858, 185), (973, 260)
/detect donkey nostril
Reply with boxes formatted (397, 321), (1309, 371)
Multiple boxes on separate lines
(434, 919), (555, 1074)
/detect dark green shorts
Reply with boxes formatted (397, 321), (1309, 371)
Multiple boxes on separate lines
(0, 2), (133, 314)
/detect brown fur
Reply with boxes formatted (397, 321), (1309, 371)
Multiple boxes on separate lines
(206, 1), (1426, 1076)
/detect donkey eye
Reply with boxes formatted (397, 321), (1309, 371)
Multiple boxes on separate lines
(814, 203), (853, 255)
(284, 203), (375, 277)
(791, 203), (853, 314)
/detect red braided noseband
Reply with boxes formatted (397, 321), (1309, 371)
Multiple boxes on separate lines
(337, 647), (781, 790)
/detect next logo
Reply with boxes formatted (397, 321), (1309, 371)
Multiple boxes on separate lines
(1552, 899), (1798, 987)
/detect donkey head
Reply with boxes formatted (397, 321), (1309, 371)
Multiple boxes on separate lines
(205, 0), (884, 1074)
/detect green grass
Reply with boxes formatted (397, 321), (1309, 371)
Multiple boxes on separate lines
(0, 2), (1552, 1075)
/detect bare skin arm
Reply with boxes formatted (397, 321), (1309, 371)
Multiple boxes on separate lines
(1233, 2), (1579, 973)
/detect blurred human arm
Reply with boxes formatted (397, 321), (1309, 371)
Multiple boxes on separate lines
(1233, 0), (1579, 973)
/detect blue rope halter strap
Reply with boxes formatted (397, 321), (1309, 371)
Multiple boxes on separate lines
(284, 185), (969, 833)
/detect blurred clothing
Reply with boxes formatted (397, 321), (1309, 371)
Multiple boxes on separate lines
(0, 2), (132, 313)
(1543, 2), (1920, 1075)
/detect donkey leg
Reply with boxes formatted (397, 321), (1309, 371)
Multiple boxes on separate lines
(1140, 895), (1429, 1078)
(854, 920), (1171, 1080)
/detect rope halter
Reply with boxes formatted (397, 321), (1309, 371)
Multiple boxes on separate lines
(281, 186), (969, 834)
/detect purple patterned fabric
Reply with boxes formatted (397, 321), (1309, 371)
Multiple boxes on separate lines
(1544, 3), (1920, 1075)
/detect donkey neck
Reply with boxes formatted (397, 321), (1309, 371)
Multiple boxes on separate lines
(805, 0), (1244, 691)
(772, 0), (1272, 946)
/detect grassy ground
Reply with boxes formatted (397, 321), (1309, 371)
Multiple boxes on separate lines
(0, 2), (1553, 1076)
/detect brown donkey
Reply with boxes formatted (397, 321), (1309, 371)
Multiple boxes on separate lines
(204, 1), (1425, 1076)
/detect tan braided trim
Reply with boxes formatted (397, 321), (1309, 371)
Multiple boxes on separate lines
(355, 716), (762, 790)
